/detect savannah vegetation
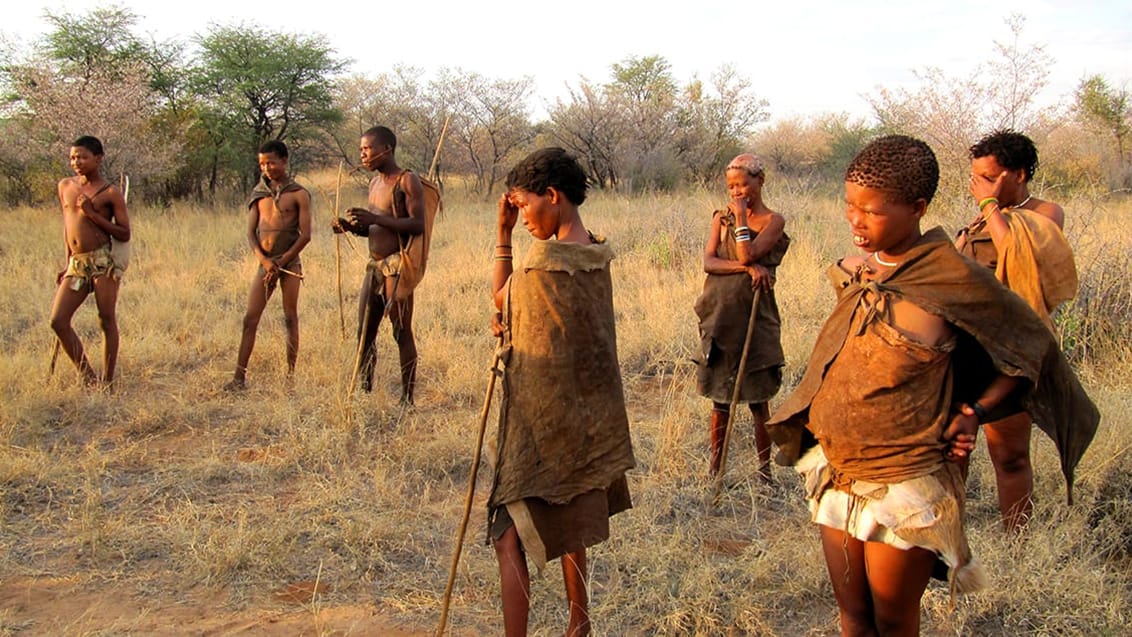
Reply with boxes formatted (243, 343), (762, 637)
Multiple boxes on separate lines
(1, 5), (1130, 636)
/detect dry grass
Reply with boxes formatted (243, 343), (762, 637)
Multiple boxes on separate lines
(1, 176), (1129, 635)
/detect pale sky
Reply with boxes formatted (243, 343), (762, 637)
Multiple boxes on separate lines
(4, 0), (1130, 124)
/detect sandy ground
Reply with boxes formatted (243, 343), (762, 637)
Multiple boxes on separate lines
(0, 575), (430, 635)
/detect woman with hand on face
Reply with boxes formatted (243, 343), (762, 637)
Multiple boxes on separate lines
(693, 153), (789, 483)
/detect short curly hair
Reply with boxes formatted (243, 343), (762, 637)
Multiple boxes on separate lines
(258, 139), (288, 158)
(969, 129), (1038, 183)
(71, 135), (104, 156)
(845, 135), (939, 205)
(362, 125), (397, 151)
(506, 147), (588, 205)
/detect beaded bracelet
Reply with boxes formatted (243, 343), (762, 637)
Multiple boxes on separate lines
(978, 197), (999, 212)
(970, 401), (988, 423)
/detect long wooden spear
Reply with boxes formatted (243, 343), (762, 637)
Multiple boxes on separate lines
(334, 160), (345, 338)
(711, 288), (762, 504)
(436, 342), (503, 636)
(427, 116), (451, 182)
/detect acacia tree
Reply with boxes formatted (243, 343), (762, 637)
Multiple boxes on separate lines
(1075, 74), (1131, 188)
(752, 114), (876, 192)
(333, 67), (455, 185)
(0, 5), (182, 203)
(436, 68), (533, 197)
(38, 5), (145, 81)
(607, 55), (679, 190)
(16, 61), (175, 182)
(752, 117), (830, 178)
(866, 14), (1052, 206)
(674, 65), (769, 184)
(987, 14), (1053, 131)
(191, 24), (346, 191)
(547, 79), (625, 189)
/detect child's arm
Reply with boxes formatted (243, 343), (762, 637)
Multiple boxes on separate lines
(246, 205), (273, 273)
(944, 373), (1021, 461)
(492, 193), (518, 312)
(56, 179), (71, 281)
(78, 186), (130, 242)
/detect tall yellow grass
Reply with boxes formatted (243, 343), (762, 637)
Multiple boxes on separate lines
(1, 176), (1129, 635)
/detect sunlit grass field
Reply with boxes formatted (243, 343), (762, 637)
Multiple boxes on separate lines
(1, 172), (1129, 635)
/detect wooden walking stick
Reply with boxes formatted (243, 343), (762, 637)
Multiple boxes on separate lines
(436, 341), (504, 636)
(711, 287), (763, 504)
(427, 115), (451, 182)
(347, 294), (372, 401)
(334, 160), (345, 338)
(49, 339), (61, 377)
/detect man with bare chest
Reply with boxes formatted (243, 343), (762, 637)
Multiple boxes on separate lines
(225, 140), (312, 390)
(50, 136), (131, 387)
(332, 126), (425, 403)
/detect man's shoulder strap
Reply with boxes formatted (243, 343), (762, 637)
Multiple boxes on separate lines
(391, 169), (411, 194)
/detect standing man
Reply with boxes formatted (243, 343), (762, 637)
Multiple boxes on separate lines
(51, 135), (131, 387)
(226, 139), (312, 390)
(955, 129), (1079, 531)
(333, 126), (426, 403)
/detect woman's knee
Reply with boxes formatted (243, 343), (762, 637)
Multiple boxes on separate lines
(992, 450), (1032, 475)
(985, 415), (1032, 471)
(986, 436), (1031, 473)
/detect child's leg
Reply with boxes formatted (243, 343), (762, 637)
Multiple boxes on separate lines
(862, 540), (935, 636)
(983, 412), (1033, 532)
(821, 525), (935, 636)
(562, 549), (590, 637)
(750, 401), (772, 482)
(280, 271), (302, 376)
(49, 283), (98, 384)
(819, 525), (875, 637)
(233, 273), (272, 385)
(493, 526), (530, 637)
(91, 275), (121, 384)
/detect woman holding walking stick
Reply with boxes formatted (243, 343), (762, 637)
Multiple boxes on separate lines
(482, 147), (635, 637)
(694, 153), (790, 484)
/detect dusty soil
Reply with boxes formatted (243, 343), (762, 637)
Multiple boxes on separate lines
(0, 575), (428, 636)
